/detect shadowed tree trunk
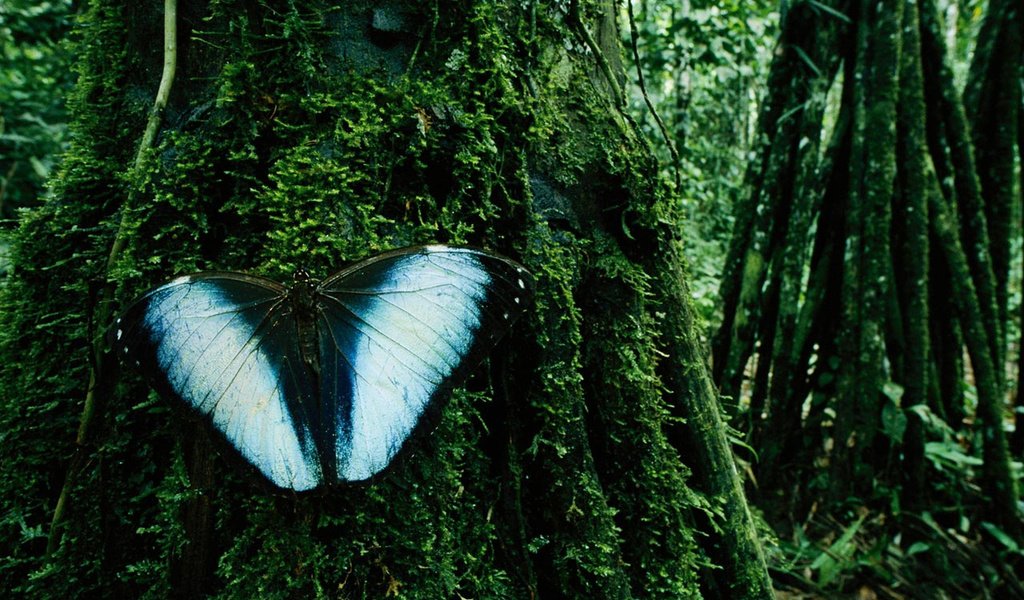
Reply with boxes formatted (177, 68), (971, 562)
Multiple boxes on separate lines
(961, 0), (1023, 460)
(831, 0), (902, 500)
(0, 0), (771, 597)
(963, 0), (1021, 378)
(713, 0), (1021, 545)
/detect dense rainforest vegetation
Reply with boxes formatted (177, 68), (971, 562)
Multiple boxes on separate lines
(1, 0), (1021, 598)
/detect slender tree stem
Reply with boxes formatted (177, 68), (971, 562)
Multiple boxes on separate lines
(625, 0), (681, 189)
(47, 0), (178, 556)
(928, 169), (1020, 539)
(567, 0), (624, 106)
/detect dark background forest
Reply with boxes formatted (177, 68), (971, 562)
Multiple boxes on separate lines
(1, 0), (1021, 598)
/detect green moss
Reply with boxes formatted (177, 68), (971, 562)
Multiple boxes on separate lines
(519, 227), (633, 598)
(579, 236), (702, 598)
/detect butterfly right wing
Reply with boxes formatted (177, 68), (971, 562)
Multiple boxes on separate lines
(112, 273), (324, 491)
(316, 246), (533, 482)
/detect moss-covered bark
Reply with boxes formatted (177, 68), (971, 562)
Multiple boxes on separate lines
(963, 0), (1023, 462)
(0, 0), (771, 597)
(919, 0), (1003, 382)
(926, 180), (1020, 539)
(832, 0), (902, 498)
(648, 242), (772, 597)
(893, 0), (929, 512)
(712, 0), (847, 406)
(963, 0), (1022, 368)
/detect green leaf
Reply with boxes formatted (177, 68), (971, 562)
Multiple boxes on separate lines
(29, 156), (49, 178)
(881, 381), (904, 404)
(881, 400), (907, 442)
(924, 441), (984, 468)
(980, 522), (1021, 553)
(907, 404), (954, 436)
(810, 514), (865, 586)
(807, 0), (853, 24)
(792, 46), (822, 78)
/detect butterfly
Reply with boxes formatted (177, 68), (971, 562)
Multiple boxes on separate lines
(111, 245), (533, 491)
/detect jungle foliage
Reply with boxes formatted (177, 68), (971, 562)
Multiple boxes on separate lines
(0, 0), (73, 221)
(2, 0), (1022, 598)
(704, 0), (1024, 596)
(623, 0), (778, 324)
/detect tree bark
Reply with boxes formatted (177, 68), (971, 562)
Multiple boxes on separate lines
(713, 0), (848, 403)
(833, 0), (901, 499)
(927, 176), (1021, 539)
(893, 0), (930, 512)
(963, 0), (1022, 368)
(919, 0), (1003, 381)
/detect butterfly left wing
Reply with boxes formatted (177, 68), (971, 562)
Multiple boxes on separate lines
(315, 246), (533, 481)
(112, 273), (325, 491)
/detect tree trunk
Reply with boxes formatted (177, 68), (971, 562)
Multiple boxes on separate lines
(893, 0), (930, 513)
(832, 0), (902, 499)
(712, 0), (1022, 550)
(963, 0), (1022, 376)
(712, 0), (847, 407)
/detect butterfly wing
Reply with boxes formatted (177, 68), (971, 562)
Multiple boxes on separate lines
(316, 246), (533, 481)
(112, 273), (324, 491)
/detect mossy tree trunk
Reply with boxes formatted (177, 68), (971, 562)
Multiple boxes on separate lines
(831, 0), (901, 500)
(962, 0), (1021, 377)
(962, 0), (1023, 458)
(0, 0), (771, 598)
(713, 0), (1021, 544)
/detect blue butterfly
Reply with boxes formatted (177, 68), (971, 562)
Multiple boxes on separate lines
(111, 246), (533, 491)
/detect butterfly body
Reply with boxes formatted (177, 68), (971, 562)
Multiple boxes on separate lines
(287, 269), (324, 381)
(112, 246), (532, 491)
